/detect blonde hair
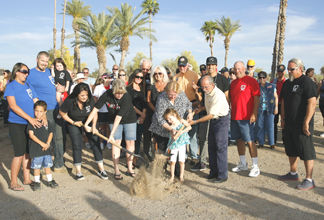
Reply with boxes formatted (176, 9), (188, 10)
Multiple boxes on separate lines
(150, 65), (169, 84)
(163, 108), (181, 121)
(112, 79), (127, 94)
(165, 81), (181, 94)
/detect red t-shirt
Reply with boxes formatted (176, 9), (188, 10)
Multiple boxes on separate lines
(230, 76), (260, 120)
(275, 78), (286, 101)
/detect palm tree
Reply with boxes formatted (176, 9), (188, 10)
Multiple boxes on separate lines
(76, 12), (117, 75)
(141, 0), (159, 61)
(108, 3), (150, 69)
(66, 0), (91, 73)
(200, 21), (218, 56)
(215, 16), (241, 67)
(60, 0), (67, 58)
(271, 0), (288, 79)
(53, 0), (57, 59)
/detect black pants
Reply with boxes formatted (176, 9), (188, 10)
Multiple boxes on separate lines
(67, 124), (103, 165)
(153, 133), (169, 152)
(274, 103), (281, 144)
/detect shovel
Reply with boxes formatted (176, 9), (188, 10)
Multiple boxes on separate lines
(93, 131), (149, 166)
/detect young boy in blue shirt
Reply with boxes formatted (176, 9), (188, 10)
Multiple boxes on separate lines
(27, 100), (59, 191)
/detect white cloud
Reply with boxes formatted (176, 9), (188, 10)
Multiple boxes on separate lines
(0, 32), (51, 41)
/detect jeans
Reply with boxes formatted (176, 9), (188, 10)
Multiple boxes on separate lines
(47, 109), (64, 168)
(198, 113), (209, 164)
(67, 123), (103, 165)
(188, 113), (199, 159)
(208, 115), (229, 179)
(256, 110), (275, 146)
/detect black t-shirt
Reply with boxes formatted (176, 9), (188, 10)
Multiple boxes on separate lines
(126, 85), (146, 117)
(54, 70), (72, 86)
(95, 90), (137, 124)
(27, 122), (55, 158)
(60, 96), (95, 123)
(281, 75), (316, 127)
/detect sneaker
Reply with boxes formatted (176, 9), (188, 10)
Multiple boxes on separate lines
(232, 162), (248, 173)
(53, 167), (66, 173)
(248, 165), (260, 177)
(106, 143), (112, 150)
(98, 170), (108, 180)
(76, 174), (85, 181)
(278, 172), (299, 181)
(296, 179), (315, 191)
(320, 133), (324, 138)
(32, 182), (41, 191)
(47, 180), (59, 188)
(85, 142), (91, 149)
(190, 162), (207, 172)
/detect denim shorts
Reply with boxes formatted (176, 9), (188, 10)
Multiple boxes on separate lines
(109, 123), (137, 140)
(31, 155), (53, 169)
(230, 120), (255, 142)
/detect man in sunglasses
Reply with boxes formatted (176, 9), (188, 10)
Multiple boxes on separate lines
(246, 59), (256, 78)
(174, 56), (200, 163)
(112, 65), (119, 79)
(279, 58), (316, 191)
(82, 67), (96, 92)
(271, 64), (287, 144)
(27, 51), (65, 172)
(199, 64), (207, 76)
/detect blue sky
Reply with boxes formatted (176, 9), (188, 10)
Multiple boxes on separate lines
(1, 0), (324, 73)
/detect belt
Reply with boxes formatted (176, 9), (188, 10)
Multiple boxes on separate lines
(211, 114), (229, 121)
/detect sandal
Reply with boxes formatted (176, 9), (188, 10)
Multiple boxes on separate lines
(23, 181), (33, 185)
(114, 173), (123, 180)
(10, 185), (24, 191)
(125, 171), (136, 177)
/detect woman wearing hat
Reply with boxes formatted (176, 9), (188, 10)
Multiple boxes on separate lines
(255, 71), (278, 149)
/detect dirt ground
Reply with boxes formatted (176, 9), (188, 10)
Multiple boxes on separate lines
(0, 107), (323, 220)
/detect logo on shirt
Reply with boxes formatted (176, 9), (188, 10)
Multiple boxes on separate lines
(240, 85), (246, 91)
(26, 88), (33, 99)
(106, 102), (120, 110)
(59, 72), (65, 79)
(85, 105), (91, 113)
(49, 76), (55, 85)
(292, 85), (299, 92)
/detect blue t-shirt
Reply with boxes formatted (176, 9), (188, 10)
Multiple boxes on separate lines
(27, 68), (57, 110)
(4, 80), (37, 124)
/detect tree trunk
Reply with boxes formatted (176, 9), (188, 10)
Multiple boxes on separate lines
(149, 14), (152, 61)
(53, 0), (57, 59)
(278, 0), (288, 65)
(97, 45), (107, 75)
(120, 49), (127, 70)
(119, 36), (129, 70)
(224, 38), (230, 68)
(270, 1), (283, 80)
(60, 0), (67, 58)
(72, 20), (81, 73)
(209, 33), (213, 56)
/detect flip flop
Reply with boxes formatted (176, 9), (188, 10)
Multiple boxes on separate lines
(125, 171), (136, 178)
(10, 185), (24, 191)
(114, 173), (123, 180)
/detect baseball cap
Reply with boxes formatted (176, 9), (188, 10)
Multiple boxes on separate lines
(277, 64), (286, 72)
(220, 67), (229, 73)
(258, 71), (267, 78)
(200, 64), (206, 71)
(178, 56), (188, 66)
(206, 56), (217, 65)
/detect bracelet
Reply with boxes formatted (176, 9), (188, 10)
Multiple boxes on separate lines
(72, 121), (75, 125)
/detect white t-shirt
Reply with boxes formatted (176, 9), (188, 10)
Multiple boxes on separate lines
(93, 84), (108, 113)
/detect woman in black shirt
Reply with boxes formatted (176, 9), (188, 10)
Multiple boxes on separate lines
(59, 83), (107, 181)
(127, 69), (146, 166)
(85, 79), (137, 180)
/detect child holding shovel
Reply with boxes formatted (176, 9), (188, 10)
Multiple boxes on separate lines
(163, 108), (191, 182)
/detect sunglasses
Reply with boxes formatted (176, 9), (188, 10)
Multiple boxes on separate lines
(83, 71), (89, 74)
(119, 74), (126, 77)
(179, 65), (186, 67)
(135, 76), (144, 79)
(113, 68), (118, 71)
(19, 69), (29, 74)
(258, 77), (266, 79)
(247, 66), (254, 68)
(142, 68), (150, 71)
(154, 72), (163, 76)
(288, 67), (297, 71)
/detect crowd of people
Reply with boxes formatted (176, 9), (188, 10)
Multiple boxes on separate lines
(2, 50), (322, 192)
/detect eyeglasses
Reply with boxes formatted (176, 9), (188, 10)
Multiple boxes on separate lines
(135, 76), (144, 79)
(258, 77), (266, 79)
(119, 74), (126, 77)
(288, 67), (297, 72)
(19, 69), (29, 74)
(142, 68), (150, 72)
(154, 72), (163, 76)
